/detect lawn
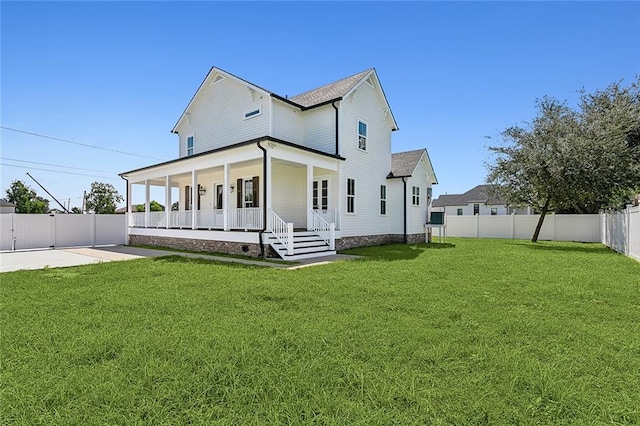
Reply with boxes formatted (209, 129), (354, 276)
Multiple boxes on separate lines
(2, 238), (639, 425)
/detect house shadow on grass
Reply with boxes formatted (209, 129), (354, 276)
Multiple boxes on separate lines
(342, 242), (456, 261)
(150, 255), (269, 269)
(507, 241), (612, 256)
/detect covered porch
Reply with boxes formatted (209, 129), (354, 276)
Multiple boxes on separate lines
(121, 138), (343, 256)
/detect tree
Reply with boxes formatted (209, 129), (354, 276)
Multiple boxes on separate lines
(71, 207), (83, 214)
(486, 78), (640, 242)
(5, 180), (50, 213)
(135, 200), (164, 212)
(85, 182), (123, 214)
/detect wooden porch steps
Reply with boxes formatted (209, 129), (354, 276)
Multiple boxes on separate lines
(264, 231), (336, 261)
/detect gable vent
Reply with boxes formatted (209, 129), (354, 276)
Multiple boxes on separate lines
(209, 74), (226, 86)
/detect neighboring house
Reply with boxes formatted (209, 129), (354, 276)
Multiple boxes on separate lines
(432, 184), (531, 216)
(120, 67), (438, 259)
(0, 199), (16, 214)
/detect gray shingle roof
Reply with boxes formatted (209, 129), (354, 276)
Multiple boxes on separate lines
(289, 69), (373, 108)
(389, 149), (426, 177)
(432, 184), (504, 207)
(1, 199), (16, 207)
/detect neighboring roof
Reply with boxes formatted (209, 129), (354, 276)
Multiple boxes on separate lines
(172, 66), (399, 133)
(432, 184), (504, 207)
(388, 149), (438, 184)
(120, 135), (345, 177)
(289, 69), (372, 108)
(0, 199), (16, 207)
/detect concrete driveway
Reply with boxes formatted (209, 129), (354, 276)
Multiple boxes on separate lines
(0, 246), (171, 273)
(0, 246), (359, 273)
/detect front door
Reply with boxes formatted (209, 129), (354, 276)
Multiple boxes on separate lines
(313, 178), (329, 211)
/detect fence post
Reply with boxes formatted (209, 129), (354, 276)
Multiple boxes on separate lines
(552, 213), (556, 241)
(511, 213), (515, 239)
(475, 213), (480, 238)
(91, 213), (96, 247)
(50, 213), (56, 249)
(626, 204), (632, 256)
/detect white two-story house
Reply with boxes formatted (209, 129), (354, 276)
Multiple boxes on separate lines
(120, 67), (438, 259)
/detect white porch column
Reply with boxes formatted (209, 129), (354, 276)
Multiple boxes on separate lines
(165, 175), (171, 229)
(306, 164), (313, 230)
(223, 163), (230, 231)
(127, 179), (133, 227)
(191, 170), (197, 230)
(144, 180), (150, 228)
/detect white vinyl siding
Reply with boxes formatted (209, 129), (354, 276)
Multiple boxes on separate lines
(271, 101), (303, 144)
(339, 78), (394, 237)
(175, 76), (270, 156)
(301, 105), (335, 153)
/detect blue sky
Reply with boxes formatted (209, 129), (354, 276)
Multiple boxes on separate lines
(2, 1), (638, 209)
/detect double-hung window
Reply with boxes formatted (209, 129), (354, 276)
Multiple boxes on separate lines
(412, 186), (420, 206)
(380, 185), (387, 215)
(473, 203), (480, 215)
(358, 120), (367, 151)
(347, 179), (356, 213)
(186, 135), (195, 156)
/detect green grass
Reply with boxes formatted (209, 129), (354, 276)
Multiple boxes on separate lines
(2, 238), (639, 425)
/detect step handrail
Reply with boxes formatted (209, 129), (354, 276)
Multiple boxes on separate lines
(310, 210), (335, 250)
(267, 209), (294, 256)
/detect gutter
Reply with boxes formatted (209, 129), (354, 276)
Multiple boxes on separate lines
(402, 177), (407, 244)
(257, 140), (268, 258)
(331, 100), (339, 155)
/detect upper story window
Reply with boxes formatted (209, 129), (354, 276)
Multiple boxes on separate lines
(412, 186), (420, 206)
(186, 135), (194, 156)
(457, 208), (463, 215)
(244, 107), (262, 120)
(473, 203), (480, 215)
(358, 120), (367, 151)
(491, 207), (498, 215)
(347, 178), (356, 213)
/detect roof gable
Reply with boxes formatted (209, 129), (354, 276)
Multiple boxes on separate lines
(389, 148), (438, 184)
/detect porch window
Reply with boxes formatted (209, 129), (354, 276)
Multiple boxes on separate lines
(347, 178), (355, 213)
(380, 185), (387, 215)
(236, 177), (260, 208)
(412, 186), (420, 206)
(186, 135), (194, 156)
(358, 120), (367, 151)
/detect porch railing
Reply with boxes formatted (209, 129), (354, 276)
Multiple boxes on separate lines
(267, 209), (293, 255)
(311, 209), (335, 250)
(315, 209), (338, 229)
(130, 209), (262, 230)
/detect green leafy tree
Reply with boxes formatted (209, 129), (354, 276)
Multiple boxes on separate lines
(5, 180), (50, 213)
(71, 207), (83, 214)
(487, 78), (640, 242)
(85, 182), (123, 214)
(135, 200), (164, 212)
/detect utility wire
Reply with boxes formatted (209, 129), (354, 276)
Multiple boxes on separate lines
(1, 126), (165, 160)
(1, 163), (120, 180)
(1, 156), (118, 174)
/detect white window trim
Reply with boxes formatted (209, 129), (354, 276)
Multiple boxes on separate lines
(357, 119), (368, 152)
(346, 178), (356, 215)
(412, 186), (420, 207)
(380, 184), (387, 216)
(243, 106), (262, 120)
(186, 133), (195, 157)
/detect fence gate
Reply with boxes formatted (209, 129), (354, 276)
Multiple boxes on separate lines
(0, 214), (126, 251)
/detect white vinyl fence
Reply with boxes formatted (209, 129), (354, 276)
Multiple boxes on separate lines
(444, 214), (601, 242)
(0, 214), (127, 251)
(601, 206), (640, 262)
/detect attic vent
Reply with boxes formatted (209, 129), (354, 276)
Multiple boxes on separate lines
(365, 76), (375, 88)
(209, 74), (226, 86)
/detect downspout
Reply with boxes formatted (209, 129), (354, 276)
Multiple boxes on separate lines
(402, 177), (407, 244)
(257, 141), (268, 257)
(331, 100), (339, 155)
